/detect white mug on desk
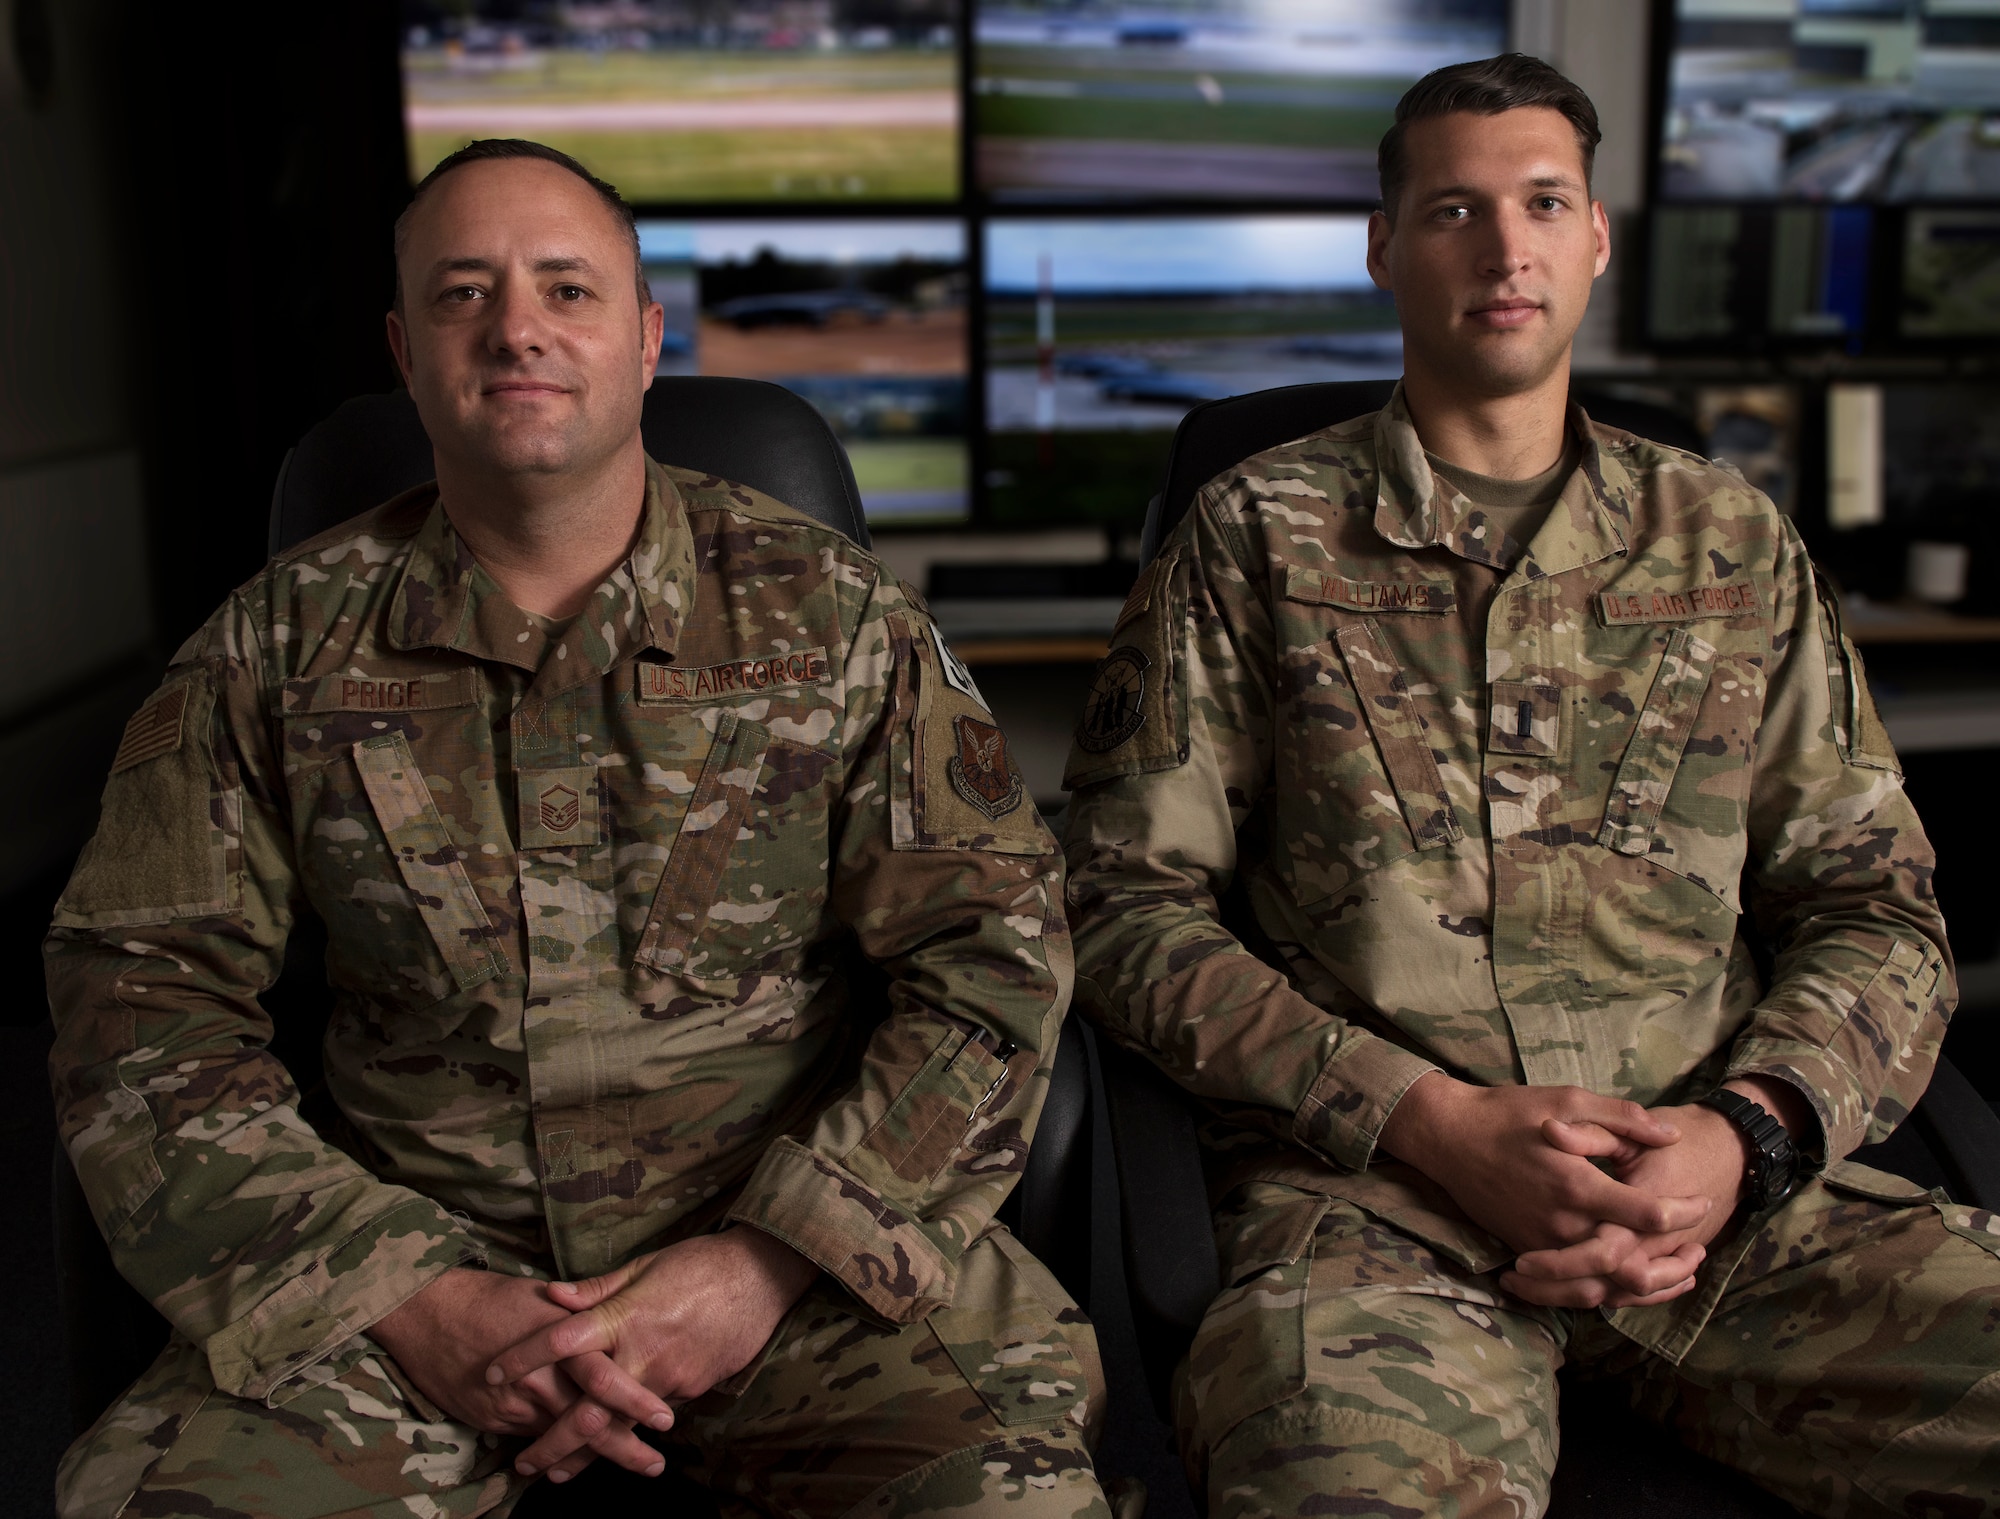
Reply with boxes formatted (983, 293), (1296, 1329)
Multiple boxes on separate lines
(1907, 541), (1970, 605)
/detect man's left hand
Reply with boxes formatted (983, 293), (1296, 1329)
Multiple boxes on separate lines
(485, 1226), (819, 1482)
(1501, 1077), (1806, 1309)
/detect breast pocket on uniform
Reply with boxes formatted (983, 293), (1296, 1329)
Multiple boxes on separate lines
(282, 675), (504, 1017)
(1273, 569), (1464, 905)
(633, 708), (834, 984)
(1596, 625), (1756, 911)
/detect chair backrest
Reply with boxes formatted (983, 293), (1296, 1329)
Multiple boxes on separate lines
(270, 377), (871, 555)
(1138, 379), (1711, 562)
(1141, 380), (1397, 561)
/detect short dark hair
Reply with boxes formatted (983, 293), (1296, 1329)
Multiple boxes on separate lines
(1377, 54), (1601, 220)
(392, 139), (651, 309)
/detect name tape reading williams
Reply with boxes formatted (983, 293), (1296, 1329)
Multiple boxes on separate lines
(1286, 568), (1458, 615)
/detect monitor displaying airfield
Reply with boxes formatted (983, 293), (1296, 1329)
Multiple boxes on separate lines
(401, 0), (960, 203)
(641, 220), (970, 524)
(973, 0), (1511, 201)
(983, 215), (1397, 525)
(1660, 0), (2000, 202)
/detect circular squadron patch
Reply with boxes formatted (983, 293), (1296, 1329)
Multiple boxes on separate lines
(1076, 646), (1150, 754)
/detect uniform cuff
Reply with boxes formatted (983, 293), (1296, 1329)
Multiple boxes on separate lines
(1292, 1034), (1440, 1173)
(1722, 1044), (1842, 1165)
(204, 1196), (482, 1404)
(726, 1136), (954, 1326)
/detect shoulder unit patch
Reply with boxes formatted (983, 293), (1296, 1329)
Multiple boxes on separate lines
(947, 715), (1024, 819)
(1076, 646), (1150, 754)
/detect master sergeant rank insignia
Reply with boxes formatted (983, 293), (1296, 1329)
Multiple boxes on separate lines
(1076, 646), (1150, 754)
(539, 782), (581, 833)
(947, 715), (1024, 820)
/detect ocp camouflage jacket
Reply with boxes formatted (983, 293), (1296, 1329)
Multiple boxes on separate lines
(1061, 386), (1955, 1353)
(47, 459), (1069, 1404)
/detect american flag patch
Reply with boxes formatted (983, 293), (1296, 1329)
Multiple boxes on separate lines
(111, 687), (188, 773)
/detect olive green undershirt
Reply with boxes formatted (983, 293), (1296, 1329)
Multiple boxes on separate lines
(1426, 433), (1580, 566)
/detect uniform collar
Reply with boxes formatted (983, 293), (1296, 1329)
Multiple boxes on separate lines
(388, 456), (695, 674)
(1370, 380), (1631, 577)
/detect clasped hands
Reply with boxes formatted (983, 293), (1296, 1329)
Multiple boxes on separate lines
(1378, 1072), (1795, 1311)
(370, 1224), (818, 1486)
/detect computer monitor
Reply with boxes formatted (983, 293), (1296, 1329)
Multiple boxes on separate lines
(1656, 0), (2000, 202)
(641, 219), (970, 526)
(1899, 204), (2000, 337)
(974, 0), (1511, 202)
(1645, 202), (1875, 349)
(401, 1), (961, 203)
(982, 214), (1397, 527)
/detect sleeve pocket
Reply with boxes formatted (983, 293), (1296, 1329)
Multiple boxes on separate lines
(1813, 569), (1900, 774)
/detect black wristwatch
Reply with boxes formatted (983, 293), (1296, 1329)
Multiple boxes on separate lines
(1700, 1088), (1799, 1212)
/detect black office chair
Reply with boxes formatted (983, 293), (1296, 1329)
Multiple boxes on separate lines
(267, 376), (873, 556)
(52, 380), (1094, 1516)
(1100, 380), (2000, 1519)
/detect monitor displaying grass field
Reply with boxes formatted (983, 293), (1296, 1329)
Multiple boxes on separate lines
(974, 0), (1511, 201)
(402, 1), (960, 203)
(641, 220), (970, 525)
(1659, 0), (2000, 201)
(983, 215), (1398, 526)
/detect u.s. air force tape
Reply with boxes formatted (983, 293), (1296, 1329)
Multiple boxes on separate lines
(636, 649), (831, 702)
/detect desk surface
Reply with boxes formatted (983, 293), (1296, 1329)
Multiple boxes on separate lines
(958, 605), (2000, 665)
(1841, 603), (2000, 644)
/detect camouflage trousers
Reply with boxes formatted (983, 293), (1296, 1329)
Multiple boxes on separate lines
(1176, 1165), (2000, 1519)
(58, 1228), (1111, 1519)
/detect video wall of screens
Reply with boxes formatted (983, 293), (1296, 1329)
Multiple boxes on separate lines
(973, 0), (1511, 202)
(400, 2), (1522, 531)
(983, 216), (1397, 524)
(1657, 0), (2000, 203)
(1645, 3), (2000, 355)
(1645, 196), (2000, 349)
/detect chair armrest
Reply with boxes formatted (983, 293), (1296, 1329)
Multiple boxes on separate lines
(1910, 1054), (2000, 1213)
(1096, 1034), (1220, 1418)
(1003, 1022), (1094, 1309)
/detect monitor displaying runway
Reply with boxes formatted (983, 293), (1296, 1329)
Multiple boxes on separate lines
(974, 0), (1509, 201)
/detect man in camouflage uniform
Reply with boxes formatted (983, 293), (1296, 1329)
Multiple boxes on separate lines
(48, 140), (1109, 1519)
(1063, 55), (1999, 1519)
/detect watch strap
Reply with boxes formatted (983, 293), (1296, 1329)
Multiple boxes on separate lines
(1700, 1088), (1798, 1211)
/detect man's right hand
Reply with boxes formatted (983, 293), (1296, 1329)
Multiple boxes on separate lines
(370, 1267), (670, 1476)
(1376, 1073), (1713, 1278)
